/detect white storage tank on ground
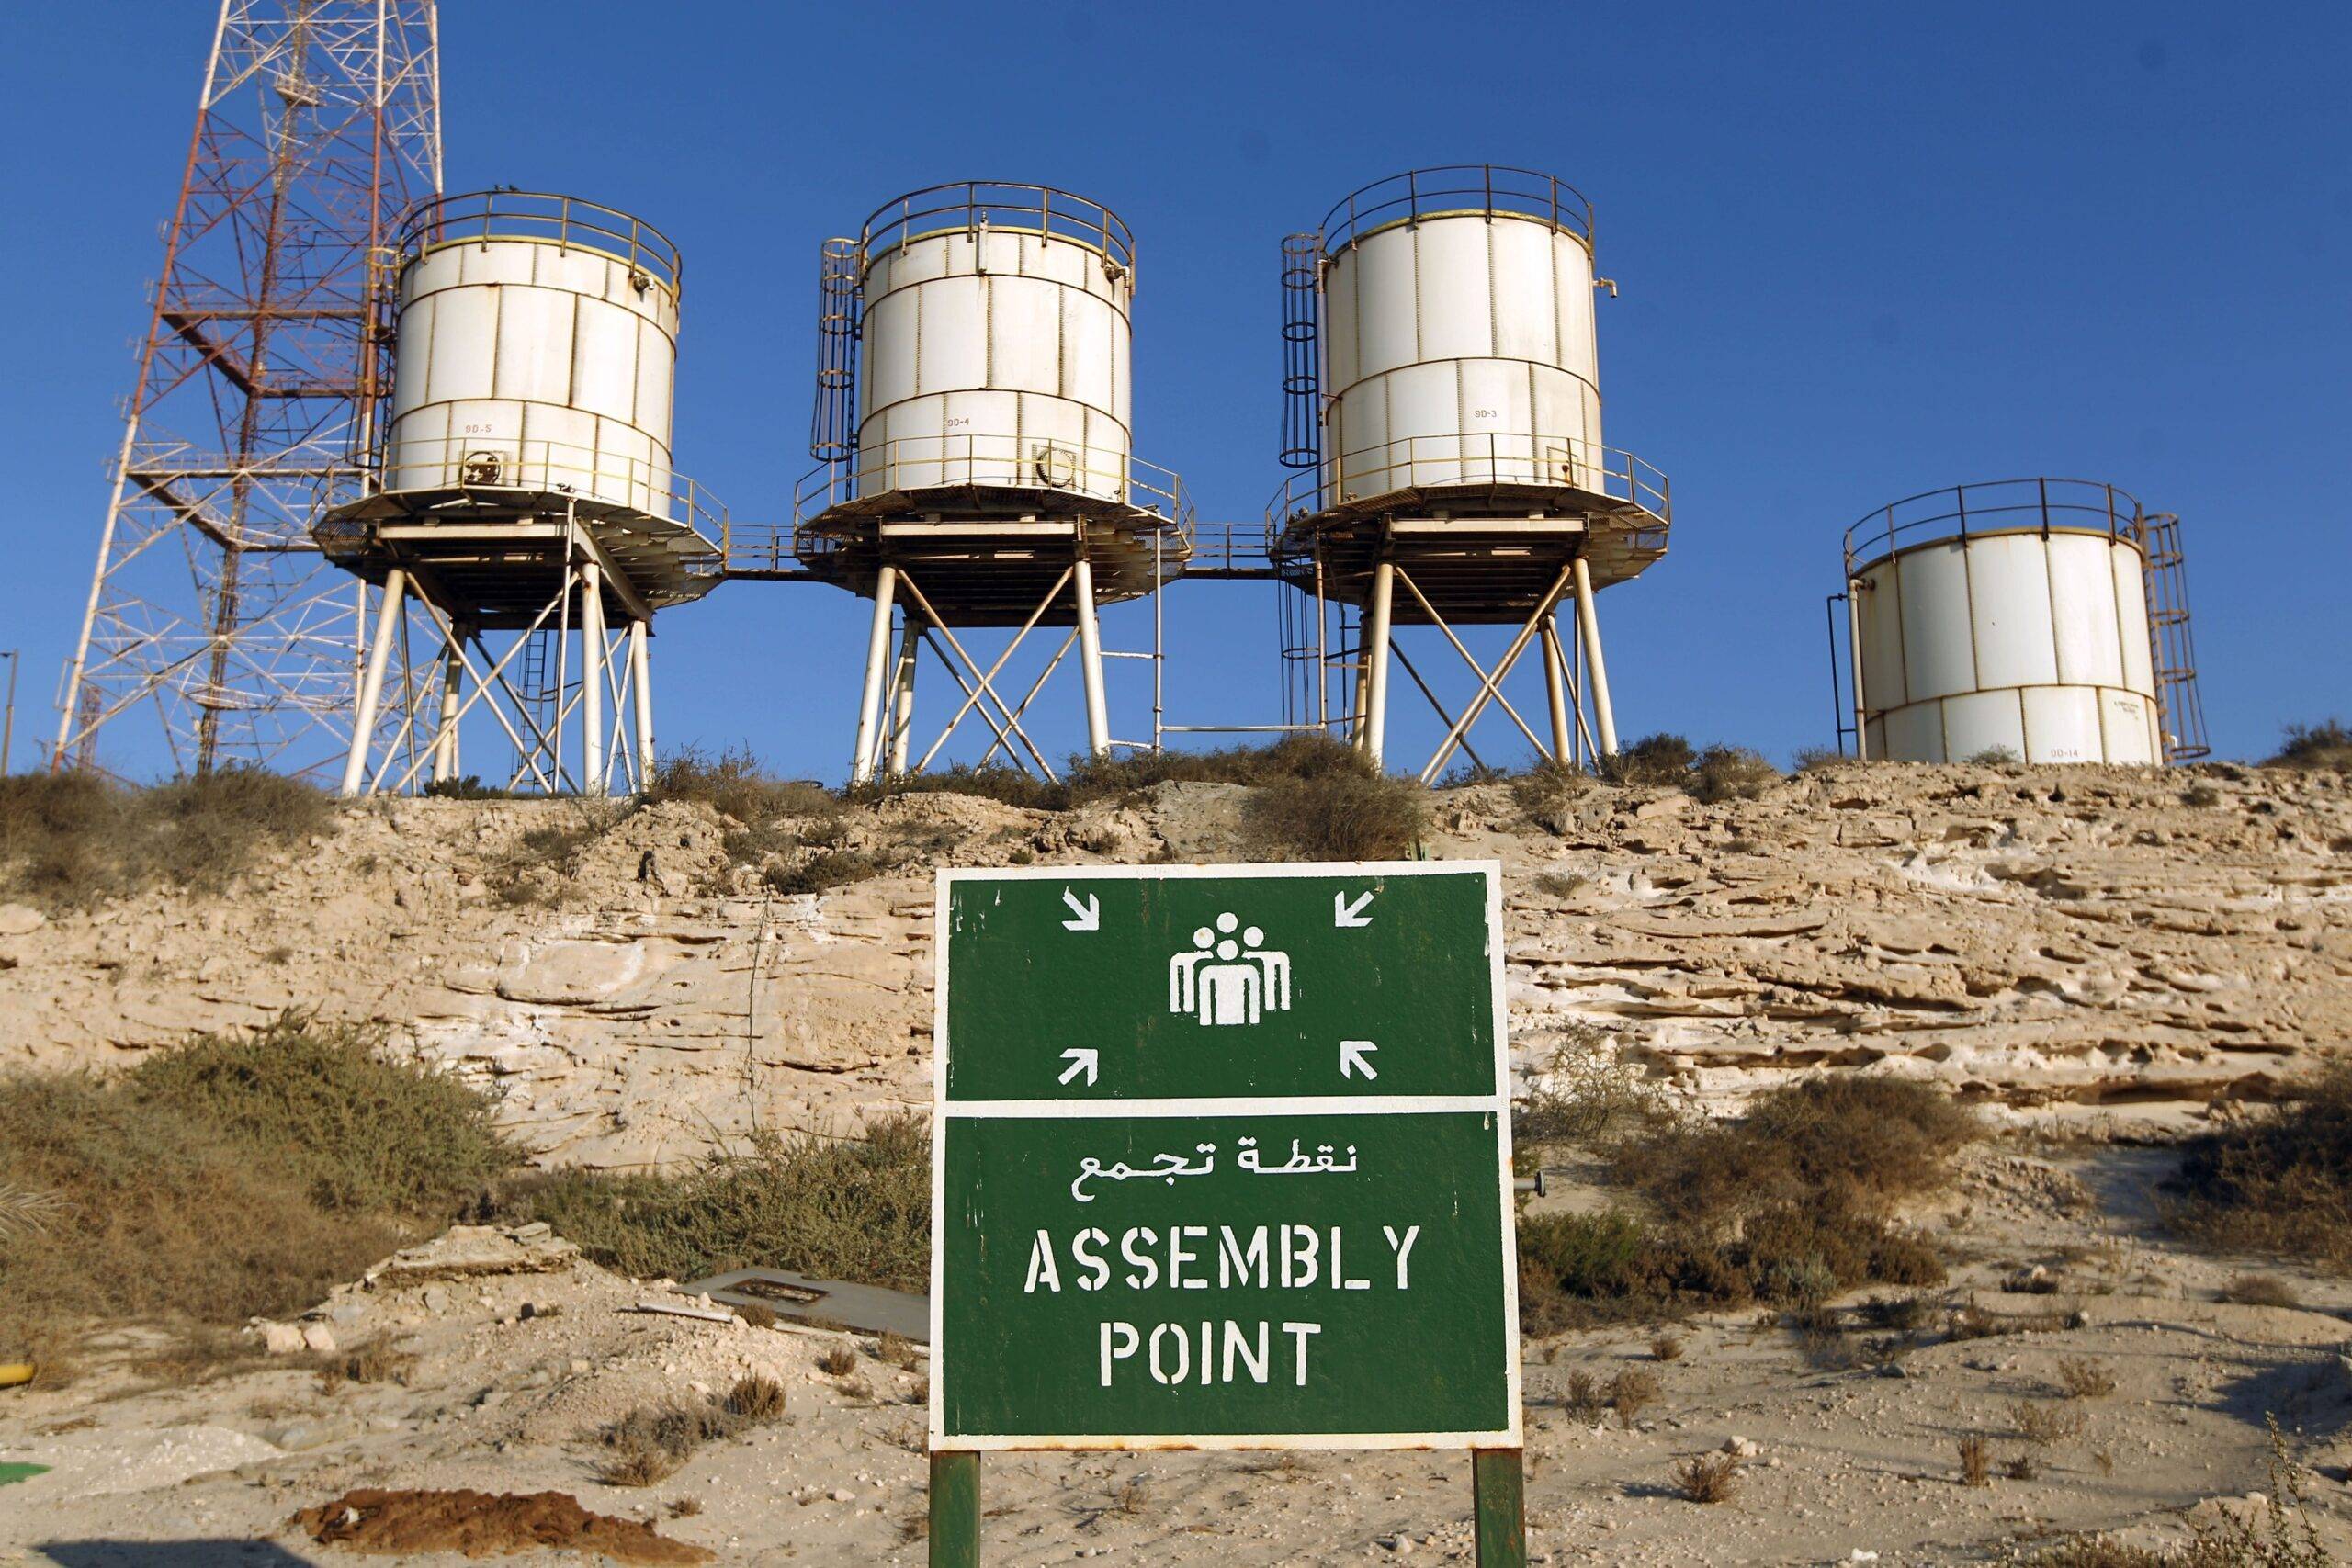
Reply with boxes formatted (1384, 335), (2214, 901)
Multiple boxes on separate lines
(851, 183), (1132, 503)
(1848, 479), (2162, 764)
(384, 190), (681, 519)
(1318, 166), (1604, 501)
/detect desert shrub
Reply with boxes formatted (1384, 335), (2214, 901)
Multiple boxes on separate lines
(1515, 1033), (1685, 1157)
(0, 766), (332, 909)
(1517, 1078), (1972, 1328)
(1597, 733), (1695, 786)
(596, 1374), (787, 1484)
(1649, 1333), (1684, 1362)
(2221, 1273), (2302, 1309)
(2008, 1397), (2087, 1447)
(1065, 733), (1367, 803)
(1673, 1451), (1738, 1504)
(1508, 759), (1596, 829)
(2267, 720), (2352, 771)
(1965, 746), (2023, 766)
(846, 763), (1065, 812)
(1958, 1435), (1991, 1488)
(127, 1016), (516, 1214)
(496, 1114), (929, 1292)
(486, 803), (623, 907)
(1240, 747), (1425, 861)
(1791, 747), (1843, 773)
(1608, 1368), (1660, 1427)
(646, 745), (835, 823)
(763, 849), (886, 897)
(1688, 745), (1780, 804)
(818, 1347), (858, 1377)
(2055, 1357), (2118, 1399)
(420, 775), (523, 800)
(2165, 1067), (2352, 1267)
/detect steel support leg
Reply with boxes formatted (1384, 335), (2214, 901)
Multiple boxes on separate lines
(579, 562), (607, 796)
(1363, 558), (1396, 768)
(889, 617), (920, 775)
(1571, 557), (1619, 758)
(1073, 553), (1111, 758)
(432, 629), (465, 784)
(1845, 578), (1869, 761)
(340, 568), (406, 798)
(851, 564), (899, 785)
(1541, 617), (1571, 765)
(629, 618), (656, 787)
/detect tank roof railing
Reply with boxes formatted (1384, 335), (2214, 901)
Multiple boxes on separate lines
(1844, 477), (2146, 575)
(1264, 432), (1668, 538)
(858, 182), (1136, 279)
(789, 437), (1192, 543)
(396, 190), (684, 294)
(1317, 165), (1595, 257)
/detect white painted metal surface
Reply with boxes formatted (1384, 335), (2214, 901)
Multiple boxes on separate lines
(1854, 528), (2160, 764)
(1320, 191), (1603, 502)
(854, 205), (1133, 504)
(385, 199), (680, 519)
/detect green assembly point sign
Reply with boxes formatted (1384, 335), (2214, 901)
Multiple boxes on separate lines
(930, 861), (1521, 1451)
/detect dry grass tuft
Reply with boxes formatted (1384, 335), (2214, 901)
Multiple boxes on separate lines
(1649, 1333), (1685, 1363)
(2005, 1451), (2042, 1482)
(727, 1374), (787, 1422)
(2008, 1398), (2088, 1447)
(1958, 1435), (1992, 1488)
(1561, 1371), (1605, 1422)
(2055, 1357), (2118, 1400)
(2220, 1273), (2301, 1309)
(817, 1347), (859, 1377)
(1608, 1369), (1661, 1428)
(598, 1443), (683, 1488)
(645, 745), (836, 824)
(1672, 1451), (1740, 1504)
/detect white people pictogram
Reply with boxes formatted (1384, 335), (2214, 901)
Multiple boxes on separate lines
(1168, 911), (1292, 1027)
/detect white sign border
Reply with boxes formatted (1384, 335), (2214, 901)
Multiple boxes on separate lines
(928, 859), (1522, 1453)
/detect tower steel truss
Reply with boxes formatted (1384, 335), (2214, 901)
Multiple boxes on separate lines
(55, 0), (441, 777)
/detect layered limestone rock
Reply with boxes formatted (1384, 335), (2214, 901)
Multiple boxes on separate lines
(0, 762), (2342, 1164)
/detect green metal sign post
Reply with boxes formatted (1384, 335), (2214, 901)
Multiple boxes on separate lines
(928, 862), (1523, 1562)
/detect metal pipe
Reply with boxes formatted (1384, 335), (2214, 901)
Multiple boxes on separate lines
(1363, 558), (1395, 767)
(889, 617), (920, 776)
(1541, 618), (1570, 764)
(340, 568), (406, 797)
(1571, 557), (1618, 757)
(850, 564), (899, 785)
(579, 562), (607, 795)
(1073, 553), (1111, 757)
(1846, 578), (1870, 761)
(630, 619), (656, 787)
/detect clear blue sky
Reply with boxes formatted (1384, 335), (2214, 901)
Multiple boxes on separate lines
(5, 1), (2346, 782)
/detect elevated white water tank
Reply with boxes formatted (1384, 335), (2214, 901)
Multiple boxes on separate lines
(851, 183), (1133, 504)
(1318, 166), (1605, 501)
(383, 190), (681, 520)
(1849, 480), (2162, 764)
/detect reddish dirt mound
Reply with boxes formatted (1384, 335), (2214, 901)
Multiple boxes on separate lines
(295, 1488), (712, 1563)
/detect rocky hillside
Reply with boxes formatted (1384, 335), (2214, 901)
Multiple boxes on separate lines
(0, 760), (2343, 1167)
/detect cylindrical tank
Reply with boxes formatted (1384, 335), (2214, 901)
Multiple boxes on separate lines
(383, 190), (681, 520)
(1849, 479), (2161, 764)
(851, 183), (1133, 504)
(1318, 166), (1603, 502)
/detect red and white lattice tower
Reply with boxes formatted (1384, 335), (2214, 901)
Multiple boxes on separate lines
(54, 0), (440, 776)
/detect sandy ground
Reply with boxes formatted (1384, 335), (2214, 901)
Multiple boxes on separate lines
(7, 1140), (2352, 1566)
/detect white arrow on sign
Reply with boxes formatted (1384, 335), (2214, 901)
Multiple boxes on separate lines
(1060, 888), (1100, 931)
(1058, 1048), (1099, 1086)
(1340, 1040), (1378, 1080)
(1334, 890), (1374, 927)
